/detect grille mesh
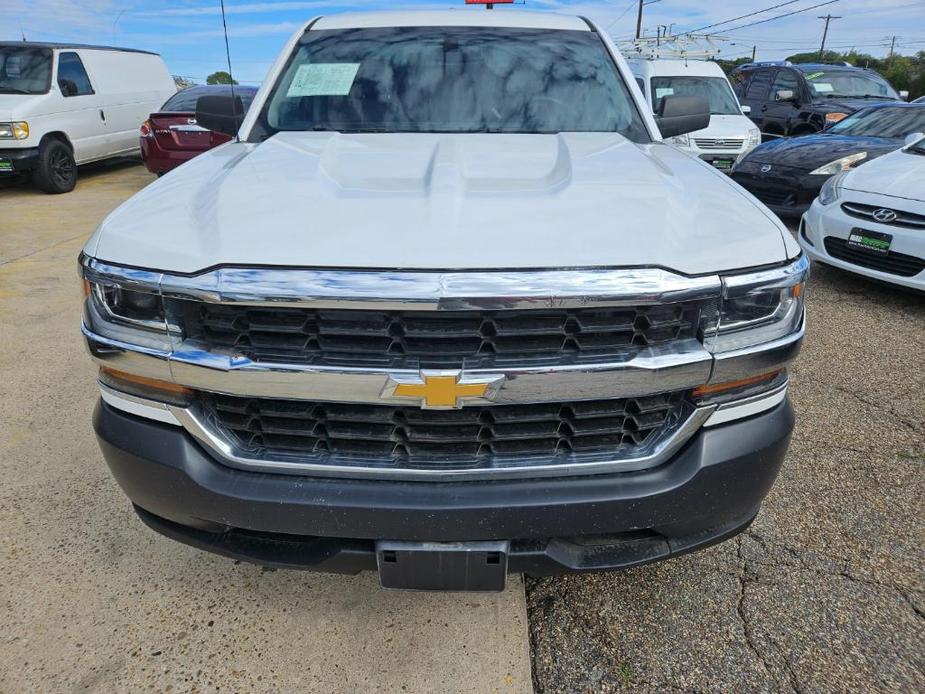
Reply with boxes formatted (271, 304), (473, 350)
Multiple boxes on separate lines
(824, 237), (925, 277)
(183, 304), (701, 367)
(201, 392), (686, 468)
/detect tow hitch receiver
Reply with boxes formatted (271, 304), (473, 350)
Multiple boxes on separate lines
(376, 541), (509, 592)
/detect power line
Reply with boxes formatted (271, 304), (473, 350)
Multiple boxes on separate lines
(680, 0), (806, 36)
(719, 0), (840, 34)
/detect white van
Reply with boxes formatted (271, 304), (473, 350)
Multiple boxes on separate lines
(628, 58), (761, 172)
(0, 42), (176, 193)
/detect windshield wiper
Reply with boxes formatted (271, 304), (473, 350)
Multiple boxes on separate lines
(0, 87), (33, 95)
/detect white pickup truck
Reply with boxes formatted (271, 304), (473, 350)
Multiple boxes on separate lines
(80, 10), (807, 591)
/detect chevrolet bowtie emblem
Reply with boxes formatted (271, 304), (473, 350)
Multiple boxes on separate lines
(384, 371), (504, 409)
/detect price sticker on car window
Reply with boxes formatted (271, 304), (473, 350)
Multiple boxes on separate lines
(655, 87), (674, 99)
(812, 83), (834, 93)
(287, 63), (360, 97)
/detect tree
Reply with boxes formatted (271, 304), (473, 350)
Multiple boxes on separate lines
(206, 71), (238, 85)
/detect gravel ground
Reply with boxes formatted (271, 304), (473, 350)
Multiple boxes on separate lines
(527, 250), (925, 692)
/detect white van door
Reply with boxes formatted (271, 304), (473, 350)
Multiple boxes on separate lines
(55, 51), (108, 162)
(78, 50), (176, 156)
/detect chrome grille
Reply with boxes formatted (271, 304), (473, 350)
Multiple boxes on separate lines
(200, 391), (687, 469)
(694, 138), (745, 150)
(182, 303), (702, 367)
(840, 202), (925, 229)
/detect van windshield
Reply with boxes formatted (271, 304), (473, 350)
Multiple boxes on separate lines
(260, 26), (649, 140)
(650, 76), (741, 115)
(0, 46), (53, 95)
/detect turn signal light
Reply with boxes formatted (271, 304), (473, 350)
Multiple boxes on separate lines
(692, 369), (783, 398)
(99, 367), (192, 405)
(139, 120), (154, 139)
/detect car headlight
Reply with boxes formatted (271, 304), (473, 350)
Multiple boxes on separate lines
(810, 151), (866, 176)
(0, 121), (29, 140)
(817, 171), (846, 205)
(825, 112), (849, 125)
(745, 127), (761, 151)
(80, 254), (176, 352)
(668, 133), (691, 148)
(704, 255), (808, 353)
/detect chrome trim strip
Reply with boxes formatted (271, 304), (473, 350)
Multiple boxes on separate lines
(81, 256), (723, 310)
(98, 383), (182, 426)
(710, 316), (805, 383)
(703, 382), (788, 427)
(168, 402), (717, 481)
(84, 325), (713, 404)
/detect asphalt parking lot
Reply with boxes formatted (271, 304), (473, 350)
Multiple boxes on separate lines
(1, 164), (923, 693)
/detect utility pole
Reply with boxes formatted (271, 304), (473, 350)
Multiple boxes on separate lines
(752, 45), (757, 62)
(636, 0), (662, 39)
(817, 14), (841, 62)
(888, 35), (897, 62)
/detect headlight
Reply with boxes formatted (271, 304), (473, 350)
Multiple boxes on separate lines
(817, 171), (846, 205)
(825, 112), (849, 125)
(80, 254), (176, 352)
(704, 256), (808, 353)
(668, 133), (691, 148)
(745, 128), (761, 151)
(810, 151), (867, 175)
(0, 121), (29, 140)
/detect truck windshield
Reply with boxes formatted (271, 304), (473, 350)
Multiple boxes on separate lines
(802, 69), (898, 100)
(650, 76), (741, 115)
(0, 46), (53, 95)
(261, 26), (649, 141)
(827, 106), (925, 138)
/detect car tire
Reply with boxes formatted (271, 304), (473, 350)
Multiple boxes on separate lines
(33, 139), (77, 194)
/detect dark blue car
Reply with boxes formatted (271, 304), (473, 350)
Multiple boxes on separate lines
(731, 103), (925, 217)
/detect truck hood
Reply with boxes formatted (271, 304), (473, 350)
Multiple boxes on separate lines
(88, 131), (791, 274)
(843, 146), (925, 202)
(0, 93), (44, 120)
(687, 113), (756, 139)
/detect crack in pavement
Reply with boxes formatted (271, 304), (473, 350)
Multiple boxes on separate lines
(800, 377), (924, 437)
(0, 232), (89, 268)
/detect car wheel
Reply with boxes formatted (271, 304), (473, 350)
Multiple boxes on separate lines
(33, 139), (77, 194)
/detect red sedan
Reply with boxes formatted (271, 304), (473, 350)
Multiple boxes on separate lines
(140, 85), (257, 176)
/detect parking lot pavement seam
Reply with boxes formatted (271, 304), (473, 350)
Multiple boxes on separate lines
(803, 378), (924, 437)
(0, 232), (90, 268)
(735, 537), (801, 694)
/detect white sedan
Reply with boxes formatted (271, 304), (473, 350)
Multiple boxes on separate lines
(800, 134), (925, 291)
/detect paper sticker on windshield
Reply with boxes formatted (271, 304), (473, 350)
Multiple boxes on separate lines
(6, 56), (21, 78)
(805, 72), (825, 80)
(812, 82), (834, 93)
(287, 63), (360, 97)
(655, 87), (675, 99)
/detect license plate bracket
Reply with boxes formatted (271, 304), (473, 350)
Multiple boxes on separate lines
(376, 540), (509, 592)
(0, 159), (13, 173)
(711, 158), (734, 170)
(848, 227), (892, 255)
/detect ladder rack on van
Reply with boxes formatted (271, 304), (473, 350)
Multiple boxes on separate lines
(619, 34), (724, 61)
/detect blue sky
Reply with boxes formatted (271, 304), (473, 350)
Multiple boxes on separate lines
(3, 1), (924, 85)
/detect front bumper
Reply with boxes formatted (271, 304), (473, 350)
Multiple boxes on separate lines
(0, 146), (39, 174)
(95, 396), (795, 576)
(801, 200), (925, 290)
(732, 167), (824, 217)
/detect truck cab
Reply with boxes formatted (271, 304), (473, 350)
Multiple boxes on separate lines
(80, 10), (806, 591)
(0, 42), (176, 193)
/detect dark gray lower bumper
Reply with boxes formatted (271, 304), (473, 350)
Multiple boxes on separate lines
(0, 147), (39, 173)
(94, 398), (794, 576)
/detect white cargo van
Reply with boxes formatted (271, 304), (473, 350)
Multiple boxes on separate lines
(0, 42), (176, 193)
(628, 58), (761, 172)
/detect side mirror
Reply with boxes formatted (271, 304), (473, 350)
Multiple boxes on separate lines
(656, 95), (710, 139)
(195, 94), (244, 138)
(58, 79), (77, 97)
(741, 104), (752, 114)
(905, 132), (925, 147)
(899, 90), (910, 101)
(775, 89), (795, 102)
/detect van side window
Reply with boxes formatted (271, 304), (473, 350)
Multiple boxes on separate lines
(57, 52), (93, 97)
(744, 69), (773, 100)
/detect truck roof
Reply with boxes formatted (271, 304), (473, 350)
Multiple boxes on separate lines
(627, 58), (727, 78)
(311, 9), (590, 32)
(0, 41), (159, 56)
